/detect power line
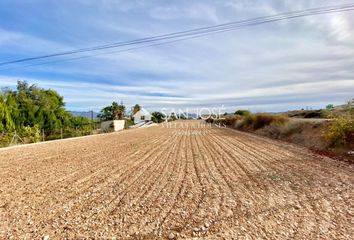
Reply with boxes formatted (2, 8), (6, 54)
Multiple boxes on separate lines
(2, 4), (354, 67)
(1, 3), (354, 69)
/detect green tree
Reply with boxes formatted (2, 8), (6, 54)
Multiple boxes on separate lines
(98, 105), (114, 121)
(151, 111), (165, 123)
(1, 81), (98, 145)
(112, 102), (125, 120)
(132, 104), (141, 115)
(0, 91), (16, 131)
(326, 104), (334, 110)
(14, 81), (66, 133)
(98, 102), (126, 120)
(235, 110), (251, 116)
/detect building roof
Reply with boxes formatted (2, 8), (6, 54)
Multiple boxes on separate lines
(133, 108), (151, 117)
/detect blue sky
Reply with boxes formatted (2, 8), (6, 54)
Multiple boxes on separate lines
(0, 0), (353, 112)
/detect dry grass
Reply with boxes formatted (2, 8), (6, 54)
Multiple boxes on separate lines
(240, 113), (288, 130)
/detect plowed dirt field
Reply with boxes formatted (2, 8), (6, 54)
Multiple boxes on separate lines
(0, 121), (353, 239)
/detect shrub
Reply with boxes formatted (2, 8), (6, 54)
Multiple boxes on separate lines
(212, 116), (241, 127)
(272, 115), (289, 125)
(235, 110), (251, 116)
(303, 110), (323, 118)
(242, 114), (255, 127)
(125, 119), (134, 129)
(20, 125), (41, 143)
(279, 121), (304, 136)
(238, 113), (288, 130)
(326, 117), (354, 146)
(205, 117), (214, 123)
(326, 104), (334, 110)
(224, 115), (241, 126)
(0, 132), (13, 147)
(215, 115), (241, 126)
(252, 114), (274, 129)
(151, 111), (166, 123)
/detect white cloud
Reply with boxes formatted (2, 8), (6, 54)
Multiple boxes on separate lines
(0, 28), (68, 55)
(0, 0), (353, 112)
(149, 3), (219, 23)
(329, 13), (354, 41)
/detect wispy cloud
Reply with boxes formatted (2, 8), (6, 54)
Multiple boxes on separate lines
(0, 0), (353, 112)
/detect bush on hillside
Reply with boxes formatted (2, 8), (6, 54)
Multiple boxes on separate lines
(279, 121), (304, 136)
(239, 113), (288, 130)
(205, 117), (214, 123)
(253, 114), (275, 129)
(234, 110), (251, 116)
(209, 115), (242, 127)
(286, 109), (324, 118)
(326, 117), (354, 146)
(303, 110), (323, 118)
(219, 115), (241, 126)
(206, 112), (288, 131)
(240, 114), (254, 128)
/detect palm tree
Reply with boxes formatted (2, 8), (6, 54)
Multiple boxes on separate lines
(112, 102), (125, 120)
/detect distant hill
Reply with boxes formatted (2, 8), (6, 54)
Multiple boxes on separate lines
(70, 111), (100, 119)
(280, 100), (353, 119)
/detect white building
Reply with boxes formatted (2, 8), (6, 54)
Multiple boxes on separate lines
(100, 120), (125, 132)
(133, 108), (152, 124)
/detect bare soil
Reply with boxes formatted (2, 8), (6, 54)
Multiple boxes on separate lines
(0, 120), (353, 239)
